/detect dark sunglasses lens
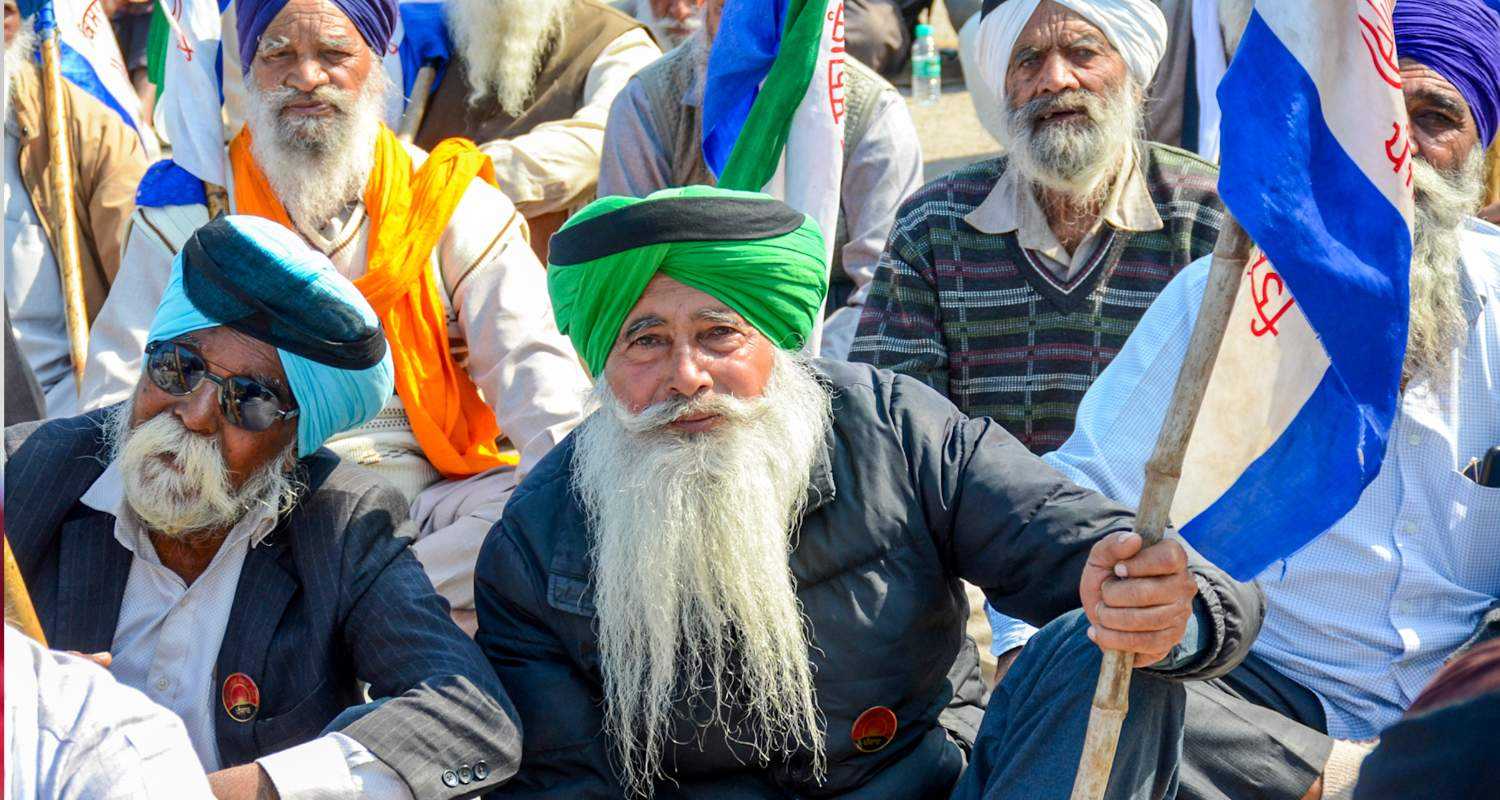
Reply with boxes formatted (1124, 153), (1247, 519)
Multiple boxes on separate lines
(225, 377), (285, 432)
(147, 343), (205, 395)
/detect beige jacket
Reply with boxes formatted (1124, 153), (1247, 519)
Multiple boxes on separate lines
(10, 63), (147, 322)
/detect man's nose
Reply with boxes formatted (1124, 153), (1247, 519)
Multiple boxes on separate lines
(1033, 52), (1082, 96)
(174, 380), (222, 437)
(285, 57), (328, 94)
(663, 342), (714, 400)
(667, 0), (697, 21)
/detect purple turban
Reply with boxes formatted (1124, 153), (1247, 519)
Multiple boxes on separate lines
(1393, 0), (1500, 148)
(237, 0), (399, 75)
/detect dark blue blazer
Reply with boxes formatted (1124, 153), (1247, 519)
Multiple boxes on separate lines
(6, 410), (521, 799)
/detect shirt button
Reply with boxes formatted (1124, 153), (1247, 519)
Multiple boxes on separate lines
(1402, 521), (1418, 535)
(154, 677), (170, 692)
(441, 770), (459, 787)
(1406, 433), (1420, 446)
(473, 761), (489, 780)
(458, 766), (473, 784)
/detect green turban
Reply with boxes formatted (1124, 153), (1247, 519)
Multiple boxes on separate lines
(547, 186), (829, 377)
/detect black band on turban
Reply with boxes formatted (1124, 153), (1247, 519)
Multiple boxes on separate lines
(181, 217), (387, 371)
(547, 195), (809, 267)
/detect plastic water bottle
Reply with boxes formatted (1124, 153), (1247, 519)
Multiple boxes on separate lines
(911, 23), (941, 107)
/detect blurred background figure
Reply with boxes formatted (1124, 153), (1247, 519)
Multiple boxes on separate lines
(612, 0), (705, 49)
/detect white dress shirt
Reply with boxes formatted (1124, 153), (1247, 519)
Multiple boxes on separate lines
(5, 625), (214, 800)
(79, 463), (413, 799)
(5, 123), (77, 418)
(483, 27), (661, 217)
(1032, 217), (1500, 739)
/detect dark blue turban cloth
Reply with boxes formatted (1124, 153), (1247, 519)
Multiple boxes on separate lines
(1393, 0), (1500, 148)
(237, 0), (399, 75)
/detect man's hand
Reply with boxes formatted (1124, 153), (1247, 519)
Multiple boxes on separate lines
(1079, 532), (1197, 667)
(207, 764), (280, 800)
(1479, 201), (1500, 227)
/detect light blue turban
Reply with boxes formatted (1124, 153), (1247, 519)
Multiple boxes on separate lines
(146, 215), (394, 457)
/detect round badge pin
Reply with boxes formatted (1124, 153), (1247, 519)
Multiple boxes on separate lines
(222, 673), (260, 723)
(851, 706), (898, 753)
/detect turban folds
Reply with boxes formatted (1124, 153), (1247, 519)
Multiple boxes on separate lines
(148, 215), (395, 457)
(1393, 0), (1500, 148)
(237, 0), (398, 75)
(976, 0), (1167, 112)
(547, 186), (828, 377)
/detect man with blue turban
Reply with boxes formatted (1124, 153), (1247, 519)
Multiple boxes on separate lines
(954, 1), (1500, 799)
(6, 216), (521, 799)
(474, 187), (1258, 797)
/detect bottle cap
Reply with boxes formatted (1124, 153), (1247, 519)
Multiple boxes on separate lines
(915, 23), (933, 36)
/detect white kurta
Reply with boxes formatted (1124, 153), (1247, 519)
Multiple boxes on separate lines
(81, 141), (592, 621)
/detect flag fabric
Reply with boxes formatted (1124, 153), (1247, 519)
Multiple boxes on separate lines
(388, 0), (449, 106)
(1167, 0), (1415, 579)
(29, 0), (153, 152)
(702, 0), (846, 350)
(152, 0), (234, 187)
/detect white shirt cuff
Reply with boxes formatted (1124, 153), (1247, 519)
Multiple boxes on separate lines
(257, 732), (412, 800)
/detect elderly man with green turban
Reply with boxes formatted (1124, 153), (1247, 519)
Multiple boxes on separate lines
(474, 186), (1261, 798)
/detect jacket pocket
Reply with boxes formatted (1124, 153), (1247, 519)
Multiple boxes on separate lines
(252, 678), (343, 755)
(547, 571), (596, 617)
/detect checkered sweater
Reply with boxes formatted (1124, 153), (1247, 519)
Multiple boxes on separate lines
(851, 143), (1224, 454)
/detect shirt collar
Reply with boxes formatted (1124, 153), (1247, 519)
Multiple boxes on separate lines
(964, 145), (1164, 246)
(81, 461), (282, 555)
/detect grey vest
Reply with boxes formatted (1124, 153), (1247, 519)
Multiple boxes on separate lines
(635, 41), (894, 299)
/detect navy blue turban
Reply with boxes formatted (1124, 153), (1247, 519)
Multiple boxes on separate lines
(1393, 0), (1500, 148)
(237, 0), (399, 75)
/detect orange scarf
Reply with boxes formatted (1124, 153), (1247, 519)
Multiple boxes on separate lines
(229, 125), (515, 478)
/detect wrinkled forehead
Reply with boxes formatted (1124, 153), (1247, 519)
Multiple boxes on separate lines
(1011, 0), (1115, 63)
(260, 0), (360, 51)
(1399, 57), (1474, 117)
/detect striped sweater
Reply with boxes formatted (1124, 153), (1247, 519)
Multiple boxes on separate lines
(851, 143), (1224, 454)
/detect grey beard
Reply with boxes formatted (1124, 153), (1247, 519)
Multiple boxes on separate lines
(106, 399), (300, 541)
(243, 70), (386, 229)
(1002, 81), (1143, 202)
(446, 0), (570, 117)
(1404, 150), (1483, 387)
(5, 18), (37, 113)
(573, 350), (833, 798)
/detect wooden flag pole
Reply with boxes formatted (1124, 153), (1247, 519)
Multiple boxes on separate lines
(396, 63), (438, 144)
(37, 7), (91, 395)
(4, 536), (47, 645)
(1068, 217), (1253, 800)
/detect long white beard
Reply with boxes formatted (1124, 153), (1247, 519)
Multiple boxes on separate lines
(107, 400), (299, 541)
(243, 70), (386, 229)
(446, 0), (571, 117)
(573, 350), (833, 798)
(1002, 80), (1143, 204)
(1405, 150), (1483, 386)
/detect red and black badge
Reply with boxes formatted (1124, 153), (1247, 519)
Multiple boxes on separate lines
(851, 706), (898, 753)
(222, 673), (260, 723)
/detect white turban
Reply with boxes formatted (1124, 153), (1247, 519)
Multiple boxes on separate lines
(977, 0), (1168, 111)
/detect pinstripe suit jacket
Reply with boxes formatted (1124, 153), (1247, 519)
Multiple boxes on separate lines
(5, 410), (521, 799)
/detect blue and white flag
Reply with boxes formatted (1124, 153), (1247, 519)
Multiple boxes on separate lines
(1168, 0), (1415, 579)
(702, 0), (846, 351)
(31, 0), (153, 153)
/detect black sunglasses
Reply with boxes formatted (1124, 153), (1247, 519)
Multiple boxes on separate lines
(144, 340), (299, 432)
